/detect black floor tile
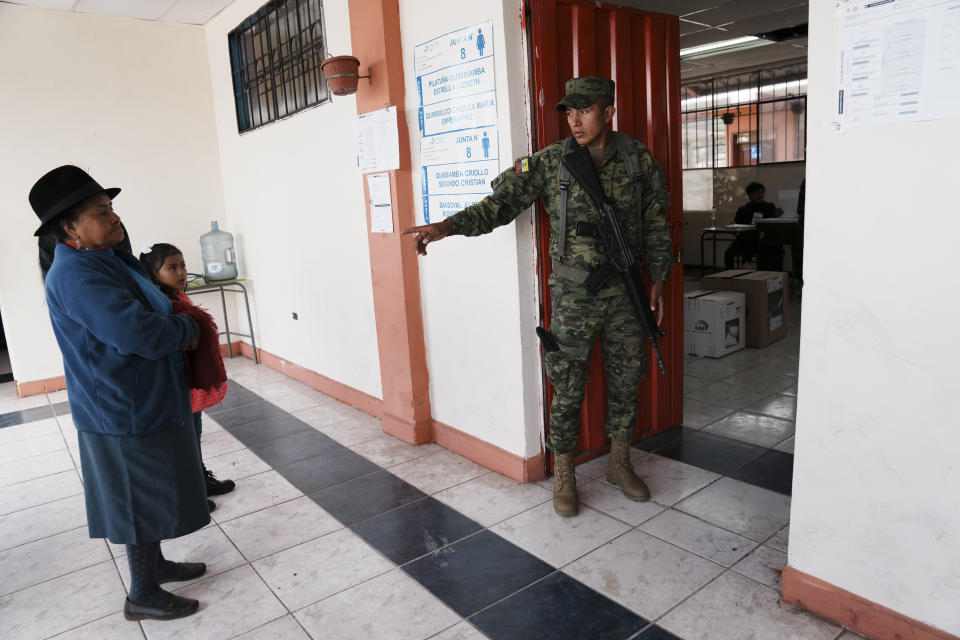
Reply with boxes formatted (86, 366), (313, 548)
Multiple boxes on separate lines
(52, 401), (71, 416)
(0, 405), (55, 429)
(469, 572), (646, 640)
(635, 625), (683, 640)
(403, 530), (554, 617)
(728, 449), (794, 495)
(227, 413), (314, 447)
(654, 430), (765, 475)
(209, 400), (288, 428)
(351, 497), (482, 565)
(277, 447), (380, 494)
(205, 382), (262, 413)
(310, 470), (426, 526)
(249, 429), (342, 468)
(633, 426), (700, 453)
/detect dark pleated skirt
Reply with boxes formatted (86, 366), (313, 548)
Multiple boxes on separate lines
(77, 419), (210, 544)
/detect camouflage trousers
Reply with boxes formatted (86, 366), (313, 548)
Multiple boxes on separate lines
(543, 281), (647, 453)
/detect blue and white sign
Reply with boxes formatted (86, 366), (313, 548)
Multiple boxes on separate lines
(415, 21), (499, 224)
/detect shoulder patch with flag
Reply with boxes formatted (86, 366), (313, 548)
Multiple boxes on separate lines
(515, 156), (531, 175)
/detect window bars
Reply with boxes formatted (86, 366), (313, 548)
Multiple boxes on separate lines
(228, 0), (329, 133)
(681, 63), (807, 169)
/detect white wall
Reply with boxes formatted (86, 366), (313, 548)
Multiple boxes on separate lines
(790, 3), (960, 635)
(0, 5), (226, 384)
(204, 0), (382, 399)
(398, 0), (543, 458)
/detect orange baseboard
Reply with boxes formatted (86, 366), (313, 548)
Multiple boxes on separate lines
(234, 342), (383, 420)
(782, 565), (959, 640)
(432, 419), (546, 483)
(16, 375), (67, 398)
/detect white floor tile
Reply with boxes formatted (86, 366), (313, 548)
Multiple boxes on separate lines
(232, 615), (310, 640)
(390, 450), (489, 495)
(429, 622), (489, 640)
(767, 524), (790, 552)
(293, 402), (371, 431)
(491, 501), (630, 567)
(639, 509), (757, 566)
(253, 528), (393, 610)
(681, 398), (734, 428)
(685, 381), (771, 410)
(311, 414), (384, 446)
(255, 384), (332, 414)
(295, 569), (460, 640)
(0, 448), (74, 488)
(141, 565), (287, 640)
(683, 358), (743, 382)
(0, 526), (109, 596)
(659, 571), (840, 640)
(0, 494), (87, 552)
(0, 432), (68, 464)
(774, 435), (796, 454)
(204, 447), (272, 480)
(731, 544), (787, 589)
(197, 429), (246, 459)
(0, 469), (82, 516)
(208, 470), (302, 523)
(48, 612), (143, 640)
(221, 496), (343, 561)
(0, 560), (126, 640)
(745, 393), (798, 420)
(702, 411), (795, 448)
(577, 478), (666, 526)
(676, 477), (791, 541)
(0, 417), (61, 445)
(434, 472), (552, 527)
(719, 371), (796, 396)
(0, 394), (50, 413)
(564, 529), (724, 620)
(350, 435), (442, 468)
(635, 453), (721, 507)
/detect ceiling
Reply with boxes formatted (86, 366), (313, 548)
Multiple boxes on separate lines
(2, 0), (808, 79)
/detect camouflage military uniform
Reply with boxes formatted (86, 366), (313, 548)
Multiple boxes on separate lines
(446, 134), (671, 453)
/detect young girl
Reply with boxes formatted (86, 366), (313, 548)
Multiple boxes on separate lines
(140, 243), (235, 512)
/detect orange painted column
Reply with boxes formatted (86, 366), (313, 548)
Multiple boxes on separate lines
(348, 0), (432, 444)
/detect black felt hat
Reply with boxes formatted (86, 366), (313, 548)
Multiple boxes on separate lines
(29, 165), (120, 236)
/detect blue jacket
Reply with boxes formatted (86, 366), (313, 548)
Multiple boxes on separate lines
(45, 243), (198, 436)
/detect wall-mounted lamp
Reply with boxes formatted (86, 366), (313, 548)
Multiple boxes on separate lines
(721, 112), (736, 126)
(321, 55), (371, 96)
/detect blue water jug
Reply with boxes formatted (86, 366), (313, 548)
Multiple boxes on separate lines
(200, 221), (238, 282)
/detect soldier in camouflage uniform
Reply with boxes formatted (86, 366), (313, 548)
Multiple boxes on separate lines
(404, 77), (672, 516)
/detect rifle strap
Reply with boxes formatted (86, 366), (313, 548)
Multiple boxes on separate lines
(611, 131), (645, 248)
(555, 137), (577, 262)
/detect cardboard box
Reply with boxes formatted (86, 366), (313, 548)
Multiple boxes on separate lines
(700, 270), (788, 348)
(683, 290), (746, 358)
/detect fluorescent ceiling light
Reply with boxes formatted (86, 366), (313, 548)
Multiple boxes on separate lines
(680, 35), (773, 60)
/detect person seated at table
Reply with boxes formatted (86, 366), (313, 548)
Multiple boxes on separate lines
(724, 182), (782, 269)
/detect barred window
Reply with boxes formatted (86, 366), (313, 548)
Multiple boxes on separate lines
(681, 63), (807, 169)
(228, 0), (329, 133)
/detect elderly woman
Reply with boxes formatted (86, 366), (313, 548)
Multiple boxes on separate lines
(30, 165), (209, 622)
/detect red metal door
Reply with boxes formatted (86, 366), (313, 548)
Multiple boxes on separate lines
(527, 0), (684, 463)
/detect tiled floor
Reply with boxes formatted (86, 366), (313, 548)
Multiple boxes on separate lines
(0, 285), (864, 639)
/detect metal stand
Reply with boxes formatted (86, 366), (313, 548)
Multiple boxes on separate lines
(184, 276), (259, 364)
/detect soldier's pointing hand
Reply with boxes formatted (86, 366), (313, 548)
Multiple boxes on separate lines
(402, 220), (452, 256)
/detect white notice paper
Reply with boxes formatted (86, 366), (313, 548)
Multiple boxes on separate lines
(367, 173), (393, 233)
(836, 0), (960, 129)
(355, 107), (400, 173)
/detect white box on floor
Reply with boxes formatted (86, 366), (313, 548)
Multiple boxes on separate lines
(684, 290), (746, 358)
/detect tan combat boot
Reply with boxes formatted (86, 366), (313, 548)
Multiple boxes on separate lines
(607, 440), (650, 501)
(553, 452), (580, 517)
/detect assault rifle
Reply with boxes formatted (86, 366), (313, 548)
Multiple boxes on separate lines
(561, 143), (667, 374)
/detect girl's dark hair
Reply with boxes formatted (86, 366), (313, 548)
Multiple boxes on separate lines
(746, 181), (766, 195)
(138, 243), (183, 298)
